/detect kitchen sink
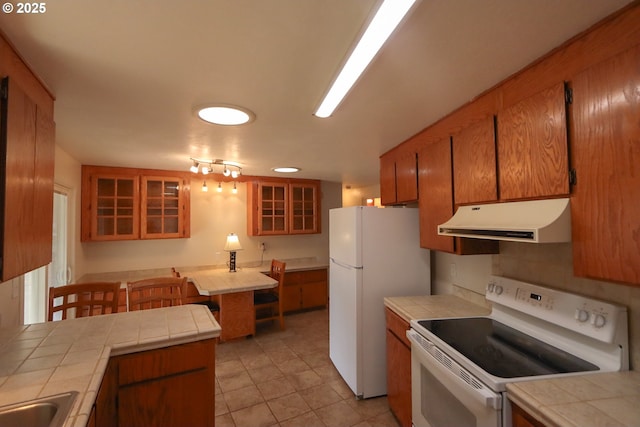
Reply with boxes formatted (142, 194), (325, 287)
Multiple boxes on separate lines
(0, 391), (78, 427)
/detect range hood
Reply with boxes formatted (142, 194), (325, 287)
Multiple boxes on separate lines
(438, 198), (571, 243)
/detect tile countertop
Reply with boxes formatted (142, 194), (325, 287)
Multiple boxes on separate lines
(507, 372), (640, 427)
(0, 305), (221, 427)
(383, 294), (491, 323)
(77, 257), (329, 284)
(385, 294), (640, 427)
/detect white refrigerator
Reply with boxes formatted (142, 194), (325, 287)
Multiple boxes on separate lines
(329, 206), (430, 399)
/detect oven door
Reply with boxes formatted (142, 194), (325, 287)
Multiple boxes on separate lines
(407, 329), (504, 427)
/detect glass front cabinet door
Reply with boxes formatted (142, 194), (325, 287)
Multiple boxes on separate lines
(92, 175), (140, 241)
(141, 176), (187, 239)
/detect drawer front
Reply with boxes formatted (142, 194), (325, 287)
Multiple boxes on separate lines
(385, 307), (411, 348)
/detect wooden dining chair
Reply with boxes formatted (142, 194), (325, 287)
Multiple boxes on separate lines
(48, 282), (121, 321)
(127, 276), (187, 311)
(254, 259), (286, 330)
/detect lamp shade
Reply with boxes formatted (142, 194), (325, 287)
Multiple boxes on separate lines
(224, 233), (243, 251)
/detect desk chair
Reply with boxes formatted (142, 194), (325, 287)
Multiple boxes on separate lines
(254, 259), (286, 330)
(48, 282), (121, 321)
(127, 277), (187, 311)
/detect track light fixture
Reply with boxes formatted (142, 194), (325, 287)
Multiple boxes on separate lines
(189, 158), (242, 178)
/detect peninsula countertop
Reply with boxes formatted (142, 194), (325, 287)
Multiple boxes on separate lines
(177, 267), (278, 295)
(0, 305), (221, 427)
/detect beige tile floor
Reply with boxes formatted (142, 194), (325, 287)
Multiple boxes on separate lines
(214, 308), (401, 427)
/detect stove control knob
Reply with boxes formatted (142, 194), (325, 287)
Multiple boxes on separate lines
(591, 313), (606, 328)
(574, 309), (589, 322)
(494, 285), (504, 295)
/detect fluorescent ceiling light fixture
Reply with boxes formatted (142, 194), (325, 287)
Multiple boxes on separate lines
(196, 104), (255, 125)
(272, 167), (300, 173)
(314, 0), (418, 118)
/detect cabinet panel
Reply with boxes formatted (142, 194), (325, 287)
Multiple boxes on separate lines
(141, 176), (186, 239)
(396, 151), (418, 203)
(511, 403), (547, 427)
(498, 82), (569, 200)
(91, 175), (139, 241)
(282, 268), (328, 313)
(380, 154), (397, 205)
(386, 308), (411, 427)
(570, 45), (640, 286)
(0, 77), (55, 281)
(418, 138), (455, 253)
(380, 151), (418, 205)
(290, 182), (320, 234)
(452, 116), (497, 205)
(97, 340), (216, 427)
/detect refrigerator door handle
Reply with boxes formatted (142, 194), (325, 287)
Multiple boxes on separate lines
(330, 257), (363, 270)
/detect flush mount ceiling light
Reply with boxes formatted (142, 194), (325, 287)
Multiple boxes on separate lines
(272, 167), (300, 173)
(195, 104), (255, 126)
(314, 0), (418, 118)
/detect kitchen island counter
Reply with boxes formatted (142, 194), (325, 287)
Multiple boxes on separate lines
(0, 304), (220, 427)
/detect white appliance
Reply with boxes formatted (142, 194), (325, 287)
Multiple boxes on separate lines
(408, 275), (629, 427)
(329, 206), (430, 399)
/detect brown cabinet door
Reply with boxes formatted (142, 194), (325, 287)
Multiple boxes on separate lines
(498, 82), (569, 200)
(141, 176), (186, 239)
(418, 138), (455, 253)
(453, 116), (498, 205)
(259, 182), (288, 235)
(290, 182), (319, 234)
(386, 308), (412, 427)
(0, 78), (55, 281)
(570, 45), (640, 286)
(91, 175), (140, 241)
(396, 151), (418, 203)
(380, 154), (397, 205)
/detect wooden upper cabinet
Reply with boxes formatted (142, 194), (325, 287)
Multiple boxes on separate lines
(247, 179), (321, 236)
(497, 82), (570, 200)
(290, 182), (320, 234)
(570, 45), (640, 286)
(380, 149), (418, 205)
(418, 138), (455, 253)
(0, 77), (55, 281)
(396, 151), (418, 203)
(452, 116), (498, 205)
(141, 176), (188, 239)
(380, 154), (397, 205)
(81, 166), (190, 242)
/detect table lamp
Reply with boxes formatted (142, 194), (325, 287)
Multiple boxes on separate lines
(224, 233), (243, 272)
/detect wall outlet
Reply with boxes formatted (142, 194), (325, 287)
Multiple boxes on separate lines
(260, 242), (266, 252)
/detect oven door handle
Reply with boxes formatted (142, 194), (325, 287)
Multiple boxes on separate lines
(407, 329), (502, 410)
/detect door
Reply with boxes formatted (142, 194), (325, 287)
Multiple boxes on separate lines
(329, 259), (362, 397)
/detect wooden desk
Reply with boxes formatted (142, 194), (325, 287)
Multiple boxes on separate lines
(178, 268), (277, 341)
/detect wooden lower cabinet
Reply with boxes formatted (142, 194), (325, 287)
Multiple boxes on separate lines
(511, 403), (547, 427)
(218, 291), (255, 341)
(94, 339), (216, 427)
(282, 268), (328, 313)
(385, 308), (412, 427)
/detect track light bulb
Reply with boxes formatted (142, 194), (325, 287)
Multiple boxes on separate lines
(202, 181), (208, 192)
(231, 182), (238, 194)
(190, 161), (199, 173)
(223, 167), (231, 177)
(217, 182), (223, 193)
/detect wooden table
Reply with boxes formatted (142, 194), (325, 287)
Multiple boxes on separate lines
(178, 268), (277, 341)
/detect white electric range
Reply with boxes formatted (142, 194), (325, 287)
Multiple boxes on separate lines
(407, 275), (629, 427)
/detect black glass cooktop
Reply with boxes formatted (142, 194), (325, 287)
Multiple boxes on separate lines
(417, 317), (599, 378)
